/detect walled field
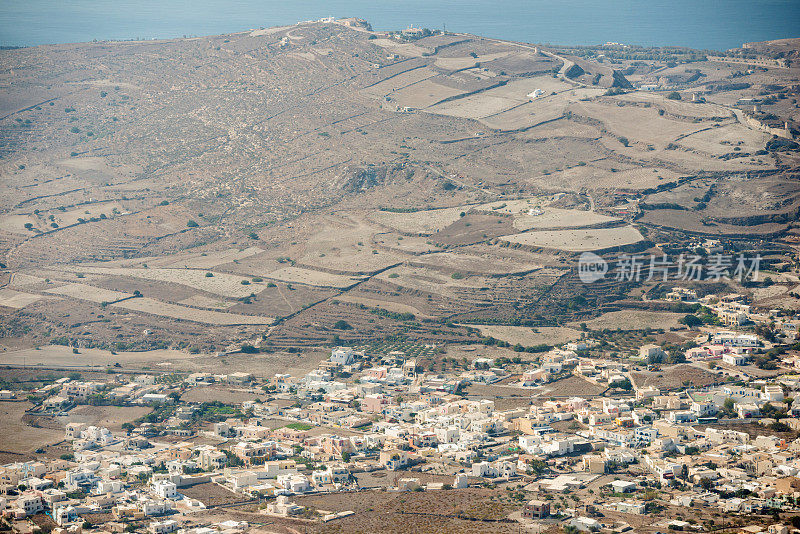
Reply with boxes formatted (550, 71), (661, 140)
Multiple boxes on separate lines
(370, 38), (430, 58)
(607, 92), (733, 118)
(361, 66), (437, 99)
(676, 123), (771, 155)
(540, 165), (681, 191)
(427, 93), (519, 120)
(111, 297), (273, 325)
(332, 294), (432, 319)
(408, 251), (540, 276)
(389, 79), (467, 109)
(177, 295), (235, 310)
(472, 198), (542, 215)
(168, 349), (329, 378)
(367, 207), (467, 235)
(44, 282), (133, 303)
(0, 345), (200, 367)
(55, 405), (152, 432)
(638, 209), (788, 235)
(537, 374), (608, 397)
(466, 325), (582, 346)
(161, 247), (264, 269)
(266, 266), (363, 288)
(296, 487), (523, 534)
(631, 364), (721, 390)
(0, 214), (40, 235)
(179, 482), (242, 507)
(433, 51), (513, 70)
(510, 208), (619, 231)
(297, 223), (403, 274)
(430, 213), (517, 246)
(0, 288), (47, 309)
(573, 100), (713, 147)
(499, 225), (643, 252)
(570, 310), (684, 330)
(0, 401), (65, 456)
(372, 233), (442, 255)
(181, 386), (266, 404)
(6, 273), (47, 288)
(69, 266), (264, 298)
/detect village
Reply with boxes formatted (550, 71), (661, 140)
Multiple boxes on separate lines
(1, 287), (800, 534)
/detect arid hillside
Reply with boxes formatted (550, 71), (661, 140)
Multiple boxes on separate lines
(1, 20), (799, 353)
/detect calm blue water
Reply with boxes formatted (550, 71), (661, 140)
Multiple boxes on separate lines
(0, 0), (798, 50)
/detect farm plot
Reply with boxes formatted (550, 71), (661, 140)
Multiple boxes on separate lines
(373, 233), (443, 255)
(110, 298), (273, 325)
(499, 225), (643, 252)
(432, 212), (518, 246)
(266, 266), (363, 288)
(0, 401), (64, 456)
(433, 51), (513, 71)
(0, 345), (199, 368)
(44, 283), (132, 303)
(368, 207), (467, 235)
(542, 165), (681, 191)
(361, 66), (437, 98)
(473, 198), (543, 215)
(537, 374), (607, 397)
(676, 123), (771, 155)
(607, 92), (732, 118)
(631, 364), (720, 390)
(570, 310), (684, 330)
(466, 325), (582, 346)
(178, 295), (235, 310)
(479, 100), (564, 130)
(0, 214), (40, 235)
(511, 209), (619, 231)
(7, 273), (48, 288)
(55, 405), (152, 432)
(374, 265), (486, 295)
(491, 76), (574, 98)
(0, 288), (47, 309)
(295, 218), (404, 275)
(161, 246), (264, 269)
(390, 78), (466, 109)
(427, 93), (520, 120)
(572, 101), (711, 148)
(370, 38), (430, 58)
(638, 209), (788, 235)
(333, 295), (432, 319)
(69, 266), (263, 298)
(480, 86), (604, 131)
(424, 74), (576, 122)
(408, 251), (540, 276)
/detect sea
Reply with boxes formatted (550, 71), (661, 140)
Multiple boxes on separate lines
(0, 0), (799, 51)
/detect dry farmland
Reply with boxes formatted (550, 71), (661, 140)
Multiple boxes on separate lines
(110, 297), (273, 325)
(466, 325), (582, 346)
(0, 20), (797, 355)
(572, 310), (684, 330)
(499, 225), (643, 252)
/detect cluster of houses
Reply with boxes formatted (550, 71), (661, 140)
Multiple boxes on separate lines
(2, 294), (800, 532)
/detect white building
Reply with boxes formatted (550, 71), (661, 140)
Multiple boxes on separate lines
(153, 480), (177, 500)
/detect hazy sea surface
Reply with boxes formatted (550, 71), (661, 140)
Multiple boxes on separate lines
(0, 0), (798, 50)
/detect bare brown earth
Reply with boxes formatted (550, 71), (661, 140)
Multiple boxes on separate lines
(0, 21), (798, 354)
